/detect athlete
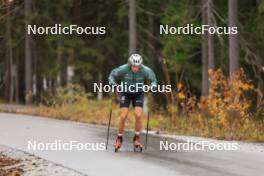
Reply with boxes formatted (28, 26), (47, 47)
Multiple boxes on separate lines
(108, 53), (157, 151)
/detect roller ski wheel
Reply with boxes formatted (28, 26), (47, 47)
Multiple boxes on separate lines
(133, 135), (143, 152)
(114, 136), (123, 152)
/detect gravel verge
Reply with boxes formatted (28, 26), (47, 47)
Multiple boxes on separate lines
(0, 145), (86, 176)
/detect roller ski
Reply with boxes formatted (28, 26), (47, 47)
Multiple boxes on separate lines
(114, 136), (123, 152)
(133, 135), (143, 152)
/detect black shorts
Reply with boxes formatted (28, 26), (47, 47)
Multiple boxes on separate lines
(120, 92), (144, 108)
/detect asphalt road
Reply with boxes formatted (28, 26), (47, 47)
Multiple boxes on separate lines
(0, 113), (263, 176)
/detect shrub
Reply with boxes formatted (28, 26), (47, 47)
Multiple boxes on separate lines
(41, 84), (89, 106)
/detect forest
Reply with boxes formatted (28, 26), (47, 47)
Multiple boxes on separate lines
(0, 0), (264, 141)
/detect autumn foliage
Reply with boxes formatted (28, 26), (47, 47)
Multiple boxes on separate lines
(2, 70), (263, 142)
(169, 69), (264, 141)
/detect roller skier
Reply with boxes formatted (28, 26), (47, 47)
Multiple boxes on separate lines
(108, 54), (157, 152)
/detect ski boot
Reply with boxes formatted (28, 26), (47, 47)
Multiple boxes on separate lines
(114, 135), (123, 152)
(133, 134), (143, 152)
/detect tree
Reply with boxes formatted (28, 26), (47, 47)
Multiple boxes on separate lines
(129, 0), (137, 54)
(207, 0), (215, 70)
(201, 0), (215, 97)
(25, 0), (33, 104)
(201, 0), (209, 96)
(229, 0), (239, 75)
(6, 1), (14, 102)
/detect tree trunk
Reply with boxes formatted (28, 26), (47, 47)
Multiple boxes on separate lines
(14, 65), (19, 103)
(129, 0), (137, 55)
(158, 55), (174, 106)
(4, 56), (10, 101)
(207, 0), (215, 70)
(67, 50), (75, 84)
(43, 77), (47, 91)
(97, 72), (103, 100)
(63, 0), (81, 86)
(229, 0), (239, 76)
(73, 0), (81, 24)
(25, 0), (33, 104)
(33, 73), (37, 101)
(7, 4), (14, 102)
(258, 76), (264, 106)
(201, 0), (209, 96)
(207, 0), (215, 94)
(56, 40), (62, 87)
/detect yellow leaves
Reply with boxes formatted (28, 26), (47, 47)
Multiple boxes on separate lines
(162, 58), (167, 64)
(177, 92), (185, 100)
(176, 82), (186, 100)
(218, 111), (228, 128)
(177, 82), (183, 91)
(241, 83), (253, 91)
(172, 68), (259, 137)
(198, 97), (207, 110)
(242, 118), (250, 130)
(198, 68), (255, 129)
(208, 68), (214, 76)
(208, 69), (225, 88)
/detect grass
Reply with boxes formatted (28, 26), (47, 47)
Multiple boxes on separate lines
(1, 71), (264, 142)
(1, 99), (263, 142)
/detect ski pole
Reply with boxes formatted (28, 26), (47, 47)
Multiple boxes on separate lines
(145, 111), (150, 150)
(106, 101), (112, 150)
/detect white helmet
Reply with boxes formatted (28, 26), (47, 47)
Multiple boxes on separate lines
(128, 54), (143, 66)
